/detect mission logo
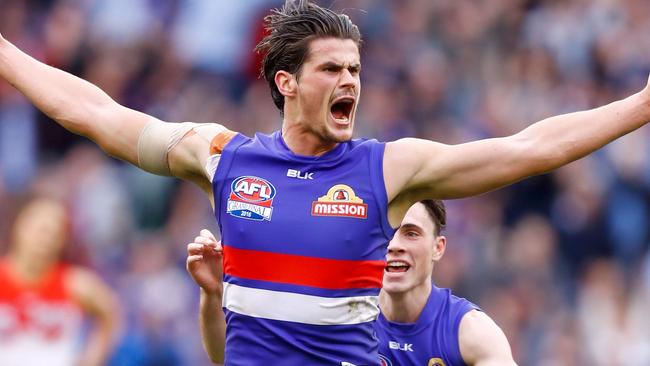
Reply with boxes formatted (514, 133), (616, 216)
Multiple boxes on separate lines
(227, 176), (276, 221)
(311, 184), (368, 219)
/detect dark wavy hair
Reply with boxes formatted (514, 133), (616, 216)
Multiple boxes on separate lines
(256, 0), (362, 112)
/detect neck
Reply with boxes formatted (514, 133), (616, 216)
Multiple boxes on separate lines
(8, 251), (51, 283)
(281, 120), (338, 156)
(379, 281), (432, 323)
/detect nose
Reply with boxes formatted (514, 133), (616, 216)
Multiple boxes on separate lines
(387, 237), (405, 255)
(339, 69), (357, 90)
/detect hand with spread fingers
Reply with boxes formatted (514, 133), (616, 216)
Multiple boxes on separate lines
(186, 229), (223, 296)
(186, 229), (226, 364)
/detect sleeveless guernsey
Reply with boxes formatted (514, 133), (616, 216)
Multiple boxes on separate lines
(0, 260), (83, 366)
(375, 286), (478, 366)
(212, 131), (395, 365)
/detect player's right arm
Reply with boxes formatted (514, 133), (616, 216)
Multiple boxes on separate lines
(0, 34), (220, 192)
(458, 310), (517, 366)
(0, 34), (149, 164)
(186, 229), (226, 364)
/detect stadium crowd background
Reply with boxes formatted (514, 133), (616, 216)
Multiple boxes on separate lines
(1, 0), (650, 365)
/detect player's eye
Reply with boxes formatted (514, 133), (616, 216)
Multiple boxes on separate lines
(404, 231), (419, 238)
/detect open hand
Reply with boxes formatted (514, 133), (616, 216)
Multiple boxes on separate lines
(186, 229), (223, 296)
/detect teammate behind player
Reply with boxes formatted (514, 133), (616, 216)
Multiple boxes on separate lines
(0, 197), (121, 366)
(186, 201), (516, 366)
(377, 200), (516, 366)
(2, 0), (650, 363)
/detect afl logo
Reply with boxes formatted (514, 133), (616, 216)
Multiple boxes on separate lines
(231, 176), (276, 203)
(227, 176), (276, 221)
(379, 354), (392, 366)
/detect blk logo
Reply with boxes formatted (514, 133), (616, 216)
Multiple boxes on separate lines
(389, 341), (414, 352)
(287, 169), (314, 180)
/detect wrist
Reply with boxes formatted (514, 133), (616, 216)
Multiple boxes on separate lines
(633, 90), (650, 122)
(200, 286), (223, 300)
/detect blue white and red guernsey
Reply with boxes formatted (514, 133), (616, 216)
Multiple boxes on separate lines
(212, 131), (395, 366)
(375, 286), (479, 366)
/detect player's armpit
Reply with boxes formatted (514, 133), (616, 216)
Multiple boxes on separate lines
(458, 310), (517, 366)
(153, 122), (237, 195)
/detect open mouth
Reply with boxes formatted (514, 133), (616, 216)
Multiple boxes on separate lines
(330, 97), (355, 123)
(385, 260), (410, 273)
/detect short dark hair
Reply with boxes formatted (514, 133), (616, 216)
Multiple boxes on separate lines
(256, 0), (362, 111)
(420, 200), (446, 236)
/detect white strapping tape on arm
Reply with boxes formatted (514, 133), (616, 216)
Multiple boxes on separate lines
(137, 118), (226, 176)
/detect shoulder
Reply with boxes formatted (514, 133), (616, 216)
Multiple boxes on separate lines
(64, 266), (114, 307)
(458, 310), (516, 365)
(64, 266), (104, 295)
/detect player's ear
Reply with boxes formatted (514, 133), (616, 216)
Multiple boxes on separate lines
(275, 70), (297, 97)
(432, 236), (446, 262)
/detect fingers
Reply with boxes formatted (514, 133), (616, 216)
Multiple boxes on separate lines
(200, 229), (217, 242)
(187, 242), (222, 256)
(186, 254), (203, 274)
(187, 254), (203, 264)
(194, 235), (213, 245)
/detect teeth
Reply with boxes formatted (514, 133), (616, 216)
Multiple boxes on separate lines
(387, 262), (409, 267)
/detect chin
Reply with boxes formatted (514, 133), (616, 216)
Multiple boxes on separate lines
(327, 125), (354, 142)
(382, 278), (411, 295)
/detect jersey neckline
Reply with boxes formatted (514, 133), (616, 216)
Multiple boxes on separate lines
(269, 130), (349, 163)
(377, 285), (447, 336)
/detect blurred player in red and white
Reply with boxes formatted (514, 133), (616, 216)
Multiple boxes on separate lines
(0, 197), (122, 366)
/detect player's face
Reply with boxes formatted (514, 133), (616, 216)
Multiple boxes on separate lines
(295, 37), (361, 143)
(382, 203), (444, 295)
(12, 199), (68, 262)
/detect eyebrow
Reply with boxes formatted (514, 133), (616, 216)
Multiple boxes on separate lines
(398, 223), (423, 232)
(320, 61), (361, 71)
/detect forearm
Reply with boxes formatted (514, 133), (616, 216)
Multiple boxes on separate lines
(0, 38), (146, 163)
(200, 289), (226, 364)
(68, 268), (123, 366)
(517, 91), (650, 174)
(0, 39), (114, 133)
(76, 316), (121, 366)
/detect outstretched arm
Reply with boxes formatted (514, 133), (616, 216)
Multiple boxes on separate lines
(0, 34), (216, 191)
(0, 34), (146, 163)
(67, 267), (122, 366)
(385, 76), (650, 224)
(458, 310), (517, 366)
(186, 229), (226, 364)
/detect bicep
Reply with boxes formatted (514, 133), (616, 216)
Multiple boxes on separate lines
(391, 134), (546, 201)
(458, 310), (517, 366)
(88, 104), (214, 190)
(89, 104), (152, 165)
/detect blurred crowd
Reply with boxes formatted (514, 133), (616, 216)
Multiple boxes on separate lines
(1, 0), (650, 365)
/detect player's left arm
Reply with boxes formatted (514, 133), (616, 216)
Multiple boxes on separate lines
(186, 230), (226, 364)
(385, 76), (650, 223)
(66, 267), (122, 366)
(458, 310), (517, 366)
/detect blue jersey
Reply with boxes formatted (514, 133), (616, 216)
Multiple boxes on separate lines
(212, 131), (395, 366)
(375, 286), (479, 366)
